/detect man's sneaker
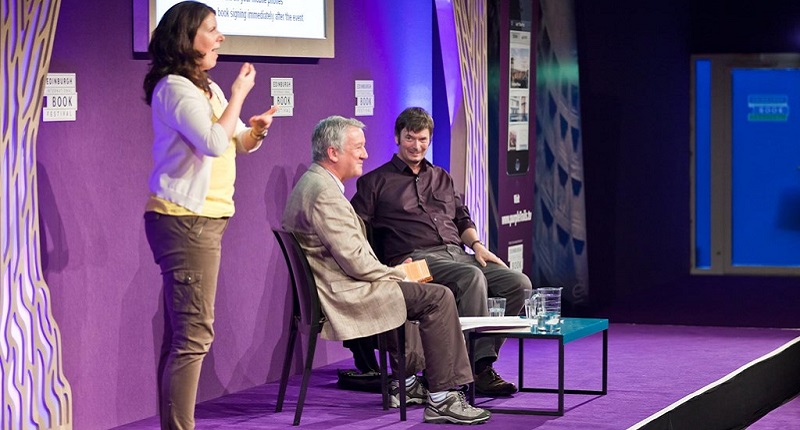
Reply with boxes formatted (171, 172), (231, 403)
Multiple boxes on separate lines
(423, 391), (491, 425)
(474, 367), (517, 396)
(389, 377), (428, 408)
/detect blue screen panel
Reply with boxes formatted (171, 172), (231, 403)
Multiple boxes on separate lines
(694, 59), (712, 269)
(731, 69), (800, 267)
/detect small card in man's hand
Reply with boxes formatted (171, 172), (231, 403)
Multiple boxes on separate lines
(398, 259), (433, 283)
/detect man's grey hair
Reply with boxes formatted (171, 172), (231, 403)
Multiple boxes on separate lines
(311, 116), (365, 162)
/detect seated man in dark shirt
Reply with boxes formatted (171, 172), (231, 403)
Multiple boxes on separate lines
(351, 107), (531, 396)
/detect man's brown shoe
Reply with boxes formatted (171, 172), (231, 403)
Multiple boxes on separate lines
(474, 367), (517, 396)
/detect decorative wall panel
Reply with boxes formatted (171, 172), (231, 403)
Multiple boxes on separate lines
(453, 0), (489, 241)
(2, 1), (72, 428)
(533, 0), (589, 306)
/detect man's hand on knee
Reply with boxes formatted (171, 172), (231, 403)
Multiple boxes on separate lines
(472, 243), (508, 268)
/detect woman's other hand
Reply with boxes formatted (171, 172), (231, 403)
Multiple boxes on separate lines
(249, 105), (279, 132)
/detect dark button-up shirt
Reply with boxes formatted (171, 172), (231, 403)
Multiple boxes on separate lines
(351, 154), (476, 265)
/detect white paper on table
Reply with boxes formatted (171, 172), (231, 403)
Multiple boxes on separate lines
(459, 316), (534, 331)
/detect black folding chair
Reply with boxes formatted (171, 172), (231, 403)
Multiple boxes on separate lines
(272, 229), (406, 425)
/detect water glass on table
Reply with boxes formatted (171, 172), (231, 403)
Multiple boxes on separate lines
(487, 297), (506, 317)
(535, 287), (563, 332)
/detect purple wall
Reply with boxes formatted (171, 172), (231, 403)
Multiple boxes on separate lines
(38, 0), (432, 428)
(575, 0), (800, 327)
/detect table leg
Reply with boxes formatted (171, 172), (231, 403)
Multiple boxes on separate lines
(518, 338), (524, 389)
(602, 329), (608, 394)
(558, 339), (565, 415)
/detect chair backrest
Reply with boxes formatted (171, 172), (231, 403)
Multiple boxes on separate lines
(363, 219), (389, 264)
(273, 228), (324, 329)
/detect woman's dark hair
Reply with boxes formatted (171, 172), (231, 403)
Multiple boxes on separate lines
(143, 1), (215, 105)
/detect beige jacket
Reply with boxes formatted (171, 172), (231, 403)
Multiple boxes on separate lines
(281, 163), (407, 341)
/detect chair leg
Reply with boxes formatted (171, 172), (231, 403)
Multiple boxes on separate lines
(294, 328), (320, 426)
(276, 318), (299, 412)
(378, 326), (407, 421)
(378, 334), (390, 410)
(397, 325), (406, 422)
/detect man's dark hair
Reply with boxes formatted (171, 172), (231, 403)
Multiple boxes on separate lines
(394, 107), (434, 139)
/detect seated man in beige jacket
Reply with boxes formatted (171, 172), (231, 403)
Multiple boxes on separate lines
(282, 115), (490, 425)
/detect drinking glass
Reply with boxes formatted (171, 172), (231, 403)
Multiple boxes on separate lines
(487, 297), (506, 317)
(533, 287), (562, 332)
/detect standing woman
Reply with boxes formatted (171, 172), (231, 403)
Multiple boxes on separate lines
(142, 2), (277, 428)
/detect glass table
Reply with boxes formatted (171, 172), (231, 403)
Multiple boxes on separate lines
(466, 317), (608, 415)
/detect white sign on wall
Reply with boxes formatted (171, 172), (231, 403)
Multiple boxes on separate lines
(508, 243), (524, 273)
(43, 73), (77, 122)
(270, 77), (294, 117)
(355, 80), (374, 116)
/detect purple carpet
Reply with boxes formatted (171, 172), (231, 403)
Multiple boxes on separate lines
(750, 394), (800, 429)
(112, 324), (800, 429)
